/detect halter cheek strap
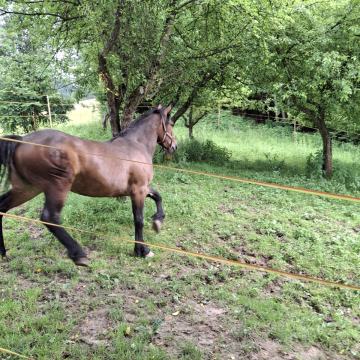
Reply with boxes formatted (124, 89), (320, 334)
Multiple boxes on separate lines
(158, 115), (174, 150)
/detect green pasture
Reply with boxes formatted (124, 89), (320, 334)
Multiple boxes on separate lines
(0, 105), (359, 359)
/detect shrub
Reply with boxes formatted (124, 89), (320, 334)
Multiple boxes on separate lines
(306, 149), (360, 191)
(154, 139), (231, 165)
(305, 149), (323, 179)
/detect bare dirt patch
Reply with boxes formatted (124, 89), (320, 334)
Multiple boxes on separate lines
(73, 307), (111, 347)
(218, 203), (236, 215)
(15, 220), (45, 241)
(122, 293), (143, 323)
(153, 299), (242, 359)
(233, 244), (273, 267)
(249, 340), (345, 360)
(262, 278), (285, 297)
(27, 223), (45, 240)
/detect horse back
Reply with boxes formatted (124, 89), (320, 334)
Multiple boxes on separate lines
(13, 129), (153, 197)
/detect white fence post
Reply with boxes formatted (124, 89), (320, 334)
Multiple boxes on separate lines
(217, 104), (221, 127)
(46, 95), (53, 128)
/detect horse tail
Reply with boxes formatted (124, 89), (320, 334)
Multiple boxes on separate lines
(0, 135), (22, 185)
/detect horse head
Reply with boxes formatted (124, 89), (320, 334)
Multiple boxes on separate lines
(157, 104), (177, 154)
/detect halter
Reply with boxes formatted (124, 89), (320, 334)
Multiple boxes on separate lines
(158, 113), (174, 150)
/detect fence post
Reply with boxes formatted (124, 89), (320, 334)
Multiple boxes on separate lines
(292, 115), (297, 142)
(46, 95), (53, 128)
(217, 104), (221, 128)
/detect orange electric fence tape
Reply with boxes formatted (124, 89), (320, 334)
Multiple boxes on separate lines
(155, 166), (360, 202)
(0, 211), (359, 291)
(0, 114), (68, 118)
(0, 346), (31, 359)
(0, 136), (360, 203)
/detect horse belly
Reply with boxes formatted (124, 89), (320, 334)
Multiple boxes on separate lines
(70, 168), (130, 197)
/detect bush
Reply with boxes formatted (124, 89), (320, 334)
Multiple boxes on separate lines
(305, 149), (323, 179)
(154, 139), (231, 165)
(306, 149), (360, 191)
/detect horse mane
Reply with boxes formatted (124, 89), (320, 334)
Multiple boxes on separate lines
(111, 108), (164, 140)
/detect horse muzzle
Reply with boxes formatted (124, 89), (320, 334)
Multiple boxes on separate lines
(167, 142), (177, 154)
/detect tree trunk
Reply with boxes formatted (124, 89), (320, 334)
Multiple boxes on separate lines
(99, 52), (122, 136)
(274, 96), (278, 122)
(316, 107), (333, 179)
(108, 94), (121, 136)
(188, 106), (194, 139)
(98, 2), (124, 136)
(184, 107), (208, 139)
(121, 87), (144, 129)
(320, 129), (333, 179)
(188, 124), (194, 139)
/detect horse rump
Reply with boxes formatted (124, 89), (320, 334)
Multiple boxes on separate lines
(0, 135), (22, 186)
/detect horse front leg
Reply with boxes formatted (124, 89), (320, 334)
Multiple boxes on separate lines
(147, 187), (165, 233)
(131, 193), (154, 257)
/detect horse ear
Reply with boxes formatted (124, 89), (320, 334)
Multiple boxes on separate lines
(163, 104), (172, 116)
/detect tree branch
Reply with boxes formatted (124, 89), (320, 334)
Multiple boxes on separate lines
(102, 0), (125, 56)
(121, 1), (180, 124)
(192, 111), (208, 125)
(0, 8), (83, 21)
(174, 0), (199, 12)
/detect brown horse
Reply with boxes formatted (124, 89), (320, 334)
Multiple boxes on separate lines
(0, 105), (176, 266)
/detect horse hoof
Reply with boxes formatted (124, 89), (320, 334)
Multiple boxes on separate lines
(1, 254), (10, 262)
(152, 220), (162, 233)
(74, 257), (89, 267)
(145, 251), (155, 258)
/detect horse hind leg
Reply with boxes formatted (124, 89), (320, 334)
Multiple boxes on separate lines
(0, 188), (40, 259)
(41, 188), (88, 266)
(147, 188), (165, 233)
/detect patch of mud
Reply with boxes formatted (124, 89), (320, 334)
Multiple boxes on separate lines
(153, 299), (239, 359)
(15, 221), (45, 241)
(27, 223), (45, 240)
(73, 308), (111, 347)
(250, 340), (286, 360)
(154, 262), (210, 284)
(218, 203), (236, 215)
(0, 274), (35, 301)
(262, 278), (285, 297)
(250, 340), (345, 360)
(12, 275), (36, 290)
(122, 293), (143, 323)
(233, 245), (273, 267)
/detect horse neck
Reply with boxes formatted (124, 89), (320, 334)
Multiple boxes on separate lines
(114, 115), (160, 156)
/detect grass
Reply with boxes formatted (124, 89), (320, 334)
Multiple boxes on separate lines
(0, 102), (359, 359)
(172, 112), (360, 196)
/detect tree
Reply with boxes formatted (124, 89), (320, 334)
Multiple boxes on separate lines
(252, 0), (360, 178)
(0, 18), (74, 133)
(0, 0), (259, 136)
(158, 1), (260, 130)
(0, 0), (198, 135)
